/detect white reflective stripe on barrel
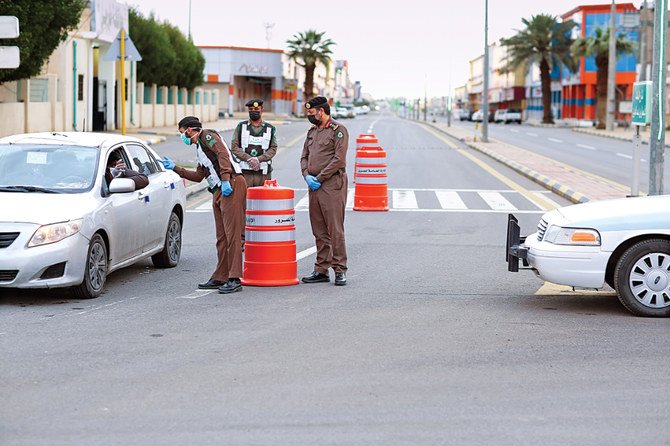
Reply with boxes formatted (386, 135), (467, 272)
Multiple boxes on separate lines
(246, 213), (295, 227)
(356, 167), (387, 175)
(245, 229), (295, 242)
(355, 157), (385, 165)
(355, 176), (387, 184)
(246, 198), (294, 211)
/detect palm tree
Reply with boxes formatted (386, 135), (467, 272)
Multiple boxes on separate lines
(572, 27), (635, 129)
(501, 14), (577, 124)
(286, 30), (335, 105)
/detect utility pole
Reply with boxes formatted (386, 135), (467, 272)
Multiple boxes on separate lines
(423, 76), (427, 121)
(482, 0), (489, 142)
(649, 0), (668, 195)
(606, 0), (617, 131)
(188, 0), (192, 41)
(639, 0), (648, 81)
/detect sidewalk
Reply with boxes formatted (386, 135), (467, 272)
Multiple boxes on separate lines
(427, 122), (631, 204)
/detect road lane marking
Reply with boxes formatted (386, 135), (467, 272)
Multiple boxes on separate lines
(435, 190), (467, 209)
(617, 153), (633, 159)
(478, 191), (517, 211)
(577, 143), (596, 150)
(346, 189), (355, 209)
(418, 124), (558, 211)
(297, 246), (317, 260)
(176, 289), (216, 299)
(387, 208), (544, 214)
(526, 132), (538, 137)
(548, 137), (563, 143)
(392, 190), (418, 208)
(295, 192), (309, 209)
(532, 191), (561, 209)
(510, 129), (520, 133)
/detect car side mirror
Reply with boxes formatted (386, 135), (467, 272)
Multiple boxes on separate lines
(109, 178), (136, 194)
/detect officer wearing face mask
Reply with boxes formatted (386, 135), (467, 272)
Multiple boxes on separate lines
(159, 116), (247, 295)
(230, 99), (278, 188)
(300, 96), (349, 286)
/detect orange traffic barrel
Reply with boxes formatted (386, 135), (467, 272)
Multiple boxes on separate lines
(356, 134), (378, 150)
(353, 148), (389, 212)
(242, 179), (299, 286)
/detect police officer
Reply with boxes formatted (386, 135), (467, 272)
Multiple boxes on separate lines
(230, 99), (277, 187)
(159, 116), (247, 294)
(300, 96), (349, 286)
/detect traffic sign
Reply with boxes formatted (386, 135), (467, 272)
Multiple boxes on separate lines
(0, 16), (19, 38)
(0, 16), (19, 69)
(632, 81), (652, 126)
(0, 46), (19, 68)
(103, 30), (142, 61)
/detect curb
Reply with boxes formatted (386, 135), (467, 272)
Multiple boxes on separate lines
(185, 181), (208, 199)
(571, 127), (670, 148)
(426, 123), (590, 204)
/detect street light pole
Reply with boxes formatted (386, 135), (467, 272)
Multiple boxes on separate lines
(639, 0), (648, 81)
(482, 0), (489, 142)
(649, 0), (668, 195)
(606, 0), (617, 131)
(188, 0), (192, 41)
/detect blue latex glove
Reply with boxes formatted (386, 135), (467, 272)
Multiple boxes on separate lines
(158, 156), (175, 170)
(221, 180), (233, 196)
(305, 175), (321, 191)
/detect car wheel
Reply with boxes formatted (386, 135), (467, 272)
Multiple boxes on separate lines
(613, 238), (670, 317)
(72, 233), (107, 299)
(152, 212), (181, 268)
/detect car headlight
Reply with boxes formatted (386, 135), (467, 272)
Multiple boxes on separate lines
(543, 225), (601, 246)
(28, 219), (83, 247)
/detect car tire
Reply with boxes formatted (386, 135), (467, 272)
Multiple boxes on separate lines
(151, 212), (181, 268)
(72, 233), (107, 299)
(613, 238), (670, 317)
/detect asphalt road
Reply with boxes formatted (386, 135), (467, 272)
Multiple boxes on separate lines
(445, 117), (670, 192)
(1, 112), (668, 445)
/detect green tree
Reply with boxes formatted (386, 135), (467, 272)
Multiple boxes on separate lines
(501, 14), (577, 124)
(286, 30), (335, 105)
(0, 0), (85, 84)
(164, 23), (204, 90)
(129, 8), (176, 87)
(572, 27), (635, 129)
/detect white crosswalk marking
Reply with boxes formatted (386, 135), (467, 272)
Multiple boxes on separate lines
(187, 188), (547, 214)
(548, 137), (563, 143)
(295, 192), (309, 209)
(478, 191), (517, 211)
(392, 190), (418, 209)
(435, 190), (467, 209)
(346, 189), (354, 210)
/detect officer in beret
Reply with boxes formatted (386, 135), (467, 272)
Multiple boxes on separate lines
(300, 96), (349, 286)
(230, 99), (278, 188)
(158, 116), (247, 294)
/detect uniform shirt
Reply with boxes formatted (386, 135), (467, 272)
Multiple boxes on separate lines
(230, 120), (278, 163)
(174, 129), (236, 182)
(300, 119), (349, 183)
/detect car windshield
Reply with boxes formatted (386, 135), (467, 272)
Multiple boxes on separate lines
(0, 144), (98, 193)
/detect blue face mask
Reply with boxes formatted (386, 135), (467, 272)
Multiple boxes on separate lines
(180, 131), (192, 145)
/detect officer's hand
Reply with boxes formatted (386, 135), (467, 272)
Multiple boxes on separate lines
(157, 156), (175, 170)
(248, 157), (260, 171)
(305, 175), (321, 191)
(221, 180), (233, 196)
(110, 160), (126, 178)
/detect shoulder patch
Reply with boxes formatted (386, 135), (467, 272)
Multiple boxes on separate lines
(205, 134), (212, 140)
(337, 131), (344, 139)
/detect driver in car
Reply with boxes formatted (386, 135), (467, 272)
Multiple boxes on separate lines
(105, 152), (149, 190)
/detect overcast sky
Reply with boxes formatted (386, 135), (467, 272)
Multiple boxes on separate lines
(127, 0), (644, 99)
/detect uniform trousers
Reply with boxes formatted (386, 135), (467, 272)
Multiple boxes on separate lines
(211, 175), (247, 281)
(241, 170), (271, 188)
(308, 172), (348, 274)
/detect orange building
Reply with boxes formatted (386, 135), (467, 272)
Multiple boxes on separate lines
(561, 3), (638, 122)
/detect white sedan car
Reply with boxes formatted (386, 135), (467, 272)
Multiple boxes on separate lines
(507, 195), (670, 317)
(0, 132), (186, 298)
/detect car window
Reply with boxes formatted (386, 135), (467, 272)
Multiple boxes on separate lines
(0, 144), (98, 193)
(125, 143), (158, 176)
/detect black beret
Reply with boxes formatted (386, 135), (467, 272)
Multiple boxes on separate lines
(245, 98), (263, 107)
(178, 116), (202, 129)
(305, 96), (328, 109)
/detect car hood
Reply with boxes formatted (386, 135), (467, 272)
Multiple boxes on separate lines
(0, 191), (97, 225)
(554, 195), (670, 231)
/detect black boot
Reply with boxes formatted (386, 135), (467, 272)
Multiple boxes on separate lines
(334, 272), (347, 286)
(219, 278), (242, 294)
(301, 271), (330, 283)
(198, 279), (226, 289)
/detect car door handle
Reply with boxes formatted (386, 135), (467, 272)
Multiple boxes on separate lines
(137, 192), (146, 201)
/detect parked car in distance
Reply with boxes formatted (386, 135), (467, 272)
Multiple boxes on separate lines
(332, 107), (347, 119)
(340, 106), (356, 119)
(503, 108), (522, 124)
(0, 132), (187, 299)
(494, 109), (507, 123)
(472, 109), (494, 123)
(506, 195), (670, 317)
(457, 109), (472, 121)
